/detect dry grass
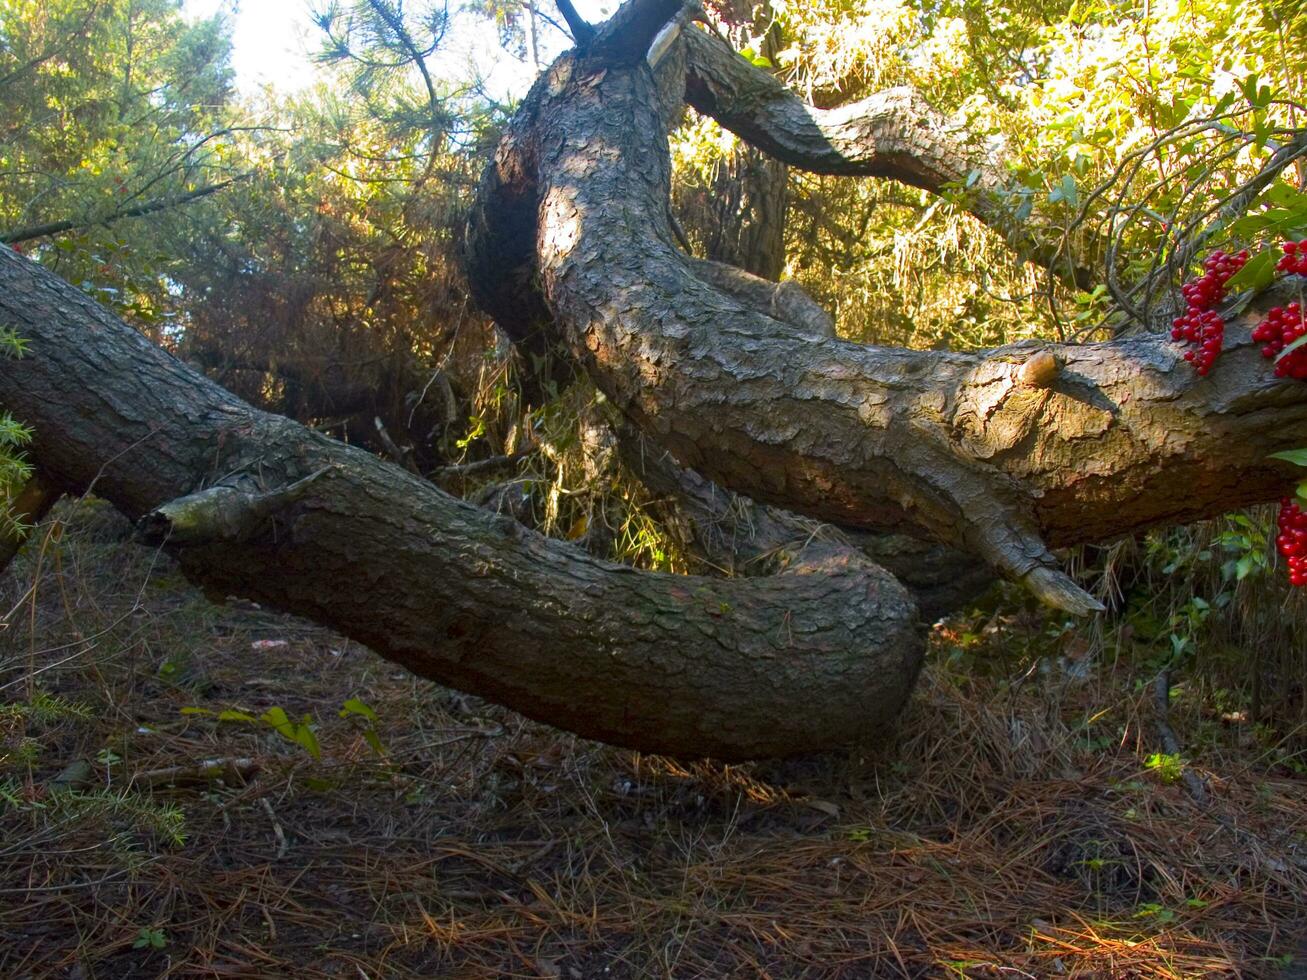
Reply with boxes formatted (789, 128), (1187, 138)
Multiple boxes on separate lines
(2, 501), (1305, 979)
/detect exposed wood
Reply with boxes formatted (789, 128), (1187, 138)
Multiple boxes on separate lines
(0, 472), (59, 572)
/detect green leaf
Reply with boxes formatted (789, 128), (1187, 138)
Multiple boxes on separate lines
(1239, 73), (1262, 106)
(1276, 333), (1307, 363)
(1228, 214), (1271, 237)
(1264, 184), (1307, 210)
(1223, 248), (1276, 292)
(1269, 449), (1307, 467)
(293, 720), (322, 760)
(1048, 174), (1079, 208)
(339, 697), (377, 723)
(217, 709), (257, 723)
(260, 706), (295, 736)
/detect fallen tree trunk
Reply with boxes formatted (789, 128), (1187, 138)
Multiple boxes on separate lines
(6, 0), (1307, 763)
(465, 2), (1307, 613)
(0, 244), (924, 760)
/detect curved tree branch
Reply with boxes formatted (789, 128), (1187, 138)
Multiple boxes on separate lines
(618, 428), (995, 621)
(0, 243), (924, 761)
(678, 26), (1095, 288)
(466, 23), (1307, 613)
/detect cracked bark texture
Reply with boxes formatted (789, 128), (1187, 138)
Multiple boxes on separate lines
(465, 6), (1307, 612)
(0, 244), (924, 760)
(618, 430), (995, 622)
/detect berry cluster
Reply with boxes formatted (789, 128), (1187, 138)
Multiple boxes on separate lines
(1276, 240), (1307, 277)
(1277, 498), (1307, 587)
(1171, 308), (1225, 374)
(1252, 302), (1307, 379)
(1171, 249), (1248, 375)
(1180, 249), (1248, 309)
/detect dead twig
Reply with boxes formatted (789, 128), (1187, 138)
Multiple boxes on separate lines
(130, 757), (260, 788)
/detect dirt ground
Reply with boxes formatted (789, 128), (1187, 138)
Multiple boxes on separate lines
(2, 502), (1305, 978)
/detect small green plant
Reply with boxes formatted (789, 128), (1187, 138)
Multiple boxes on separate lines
(1216, 513), (1270, 582)
(182, 704), (321, 759)
(339, 697), (386, 757)
(1144, 751), (1186, 785)
(21, 788), (190, 846)
(0, 324), (33, 540)
(0, 689), (93, 725)
(1133, 902), (1178, 926)
(132, 927), (168, 950)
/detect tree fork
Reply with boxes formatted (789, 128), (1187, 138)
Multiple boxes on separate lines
(677, 27), (1096, 287)
(466, 1), (1307, 612)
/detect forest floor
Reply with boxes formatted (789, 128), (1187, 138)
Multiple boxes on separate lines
(1, 500), (1306, 979)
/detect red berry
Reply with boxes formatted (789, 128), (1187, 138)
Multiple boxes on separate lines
(1253, 304), (1307, 379)
(1278, 498), (1307, 587)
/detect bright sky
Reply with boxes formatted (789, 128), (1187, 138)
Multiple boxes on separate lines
(183, 0), (617, 102)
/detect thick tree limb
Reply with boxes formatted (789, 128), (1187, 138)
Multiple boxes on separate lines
(619, 430), (994, 621)
(678, 27), (1094, 287)
(587, 0), (685, 65)
(0, 244), (924, 761)
(466, 34), (1307, 612)
(686, 256), (833, 337)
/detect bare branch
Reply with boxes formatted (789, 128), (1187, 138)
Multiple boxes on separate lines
(553, 0), (596, 44)
(0, 177), (245, 246)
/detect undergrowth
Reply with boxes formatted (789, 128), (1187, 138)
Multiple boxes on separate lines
(0, 500), (1304, 978)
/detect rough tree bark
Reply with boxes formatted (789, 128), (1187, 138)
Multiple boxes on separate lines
(5, 0), (1307, 761)
(465, 0), (1307, 613)
(0, 244), (923, 761)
